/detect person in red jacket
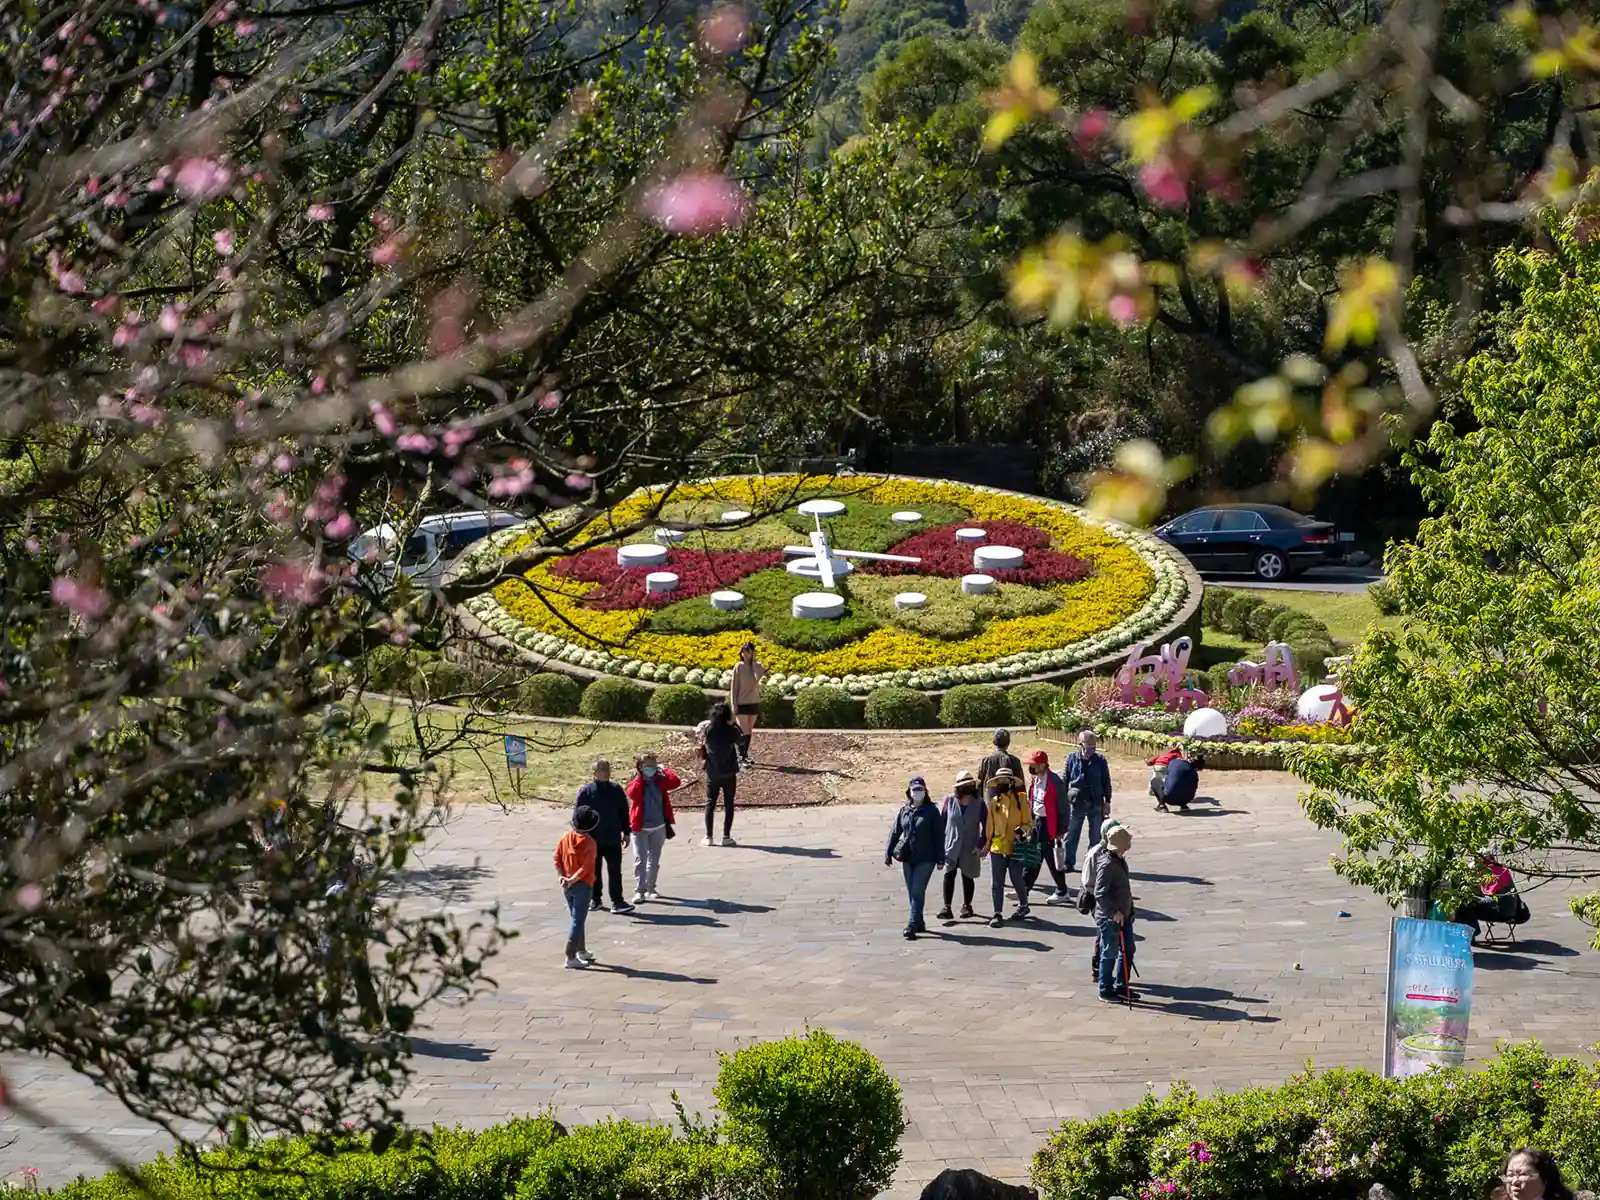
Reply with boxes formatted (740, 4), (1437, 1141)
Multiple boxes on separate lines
(1024, 749), (1073, 904)
(625, 753), (682, 904)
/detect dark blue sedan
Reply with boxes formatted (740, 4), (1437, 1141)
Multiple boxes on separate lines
(1154, 504), (1336, 581)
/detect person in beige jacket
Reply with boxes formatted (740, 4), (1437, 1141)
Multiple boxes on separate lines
(728, 641), (766, 766)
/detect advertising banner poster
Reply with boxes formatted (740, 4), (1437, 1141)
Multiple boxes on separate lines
(504, 735), (528, 769)
(1383, 917), (1475, 1078)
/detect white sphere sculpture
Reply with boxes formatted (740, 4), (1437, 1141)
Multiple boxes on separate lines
(1298, 686), (1339, 723)
(894, 592), (927, 611)
(891, 510), (923, 524)
(960, 574), (996, 596)
(617, 543), (669, 568)
(973, 545), (1024, 572)
(955, 527), (987, 543)
(791, 592), (846, 620)
(644, 572), (679, 595)
(797, 498), (847, 519)
(710, 590), (745, 611)
(1183, 707), (1229, 738)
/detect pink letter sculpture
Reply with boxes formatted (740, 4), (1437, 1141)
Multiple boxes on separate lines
(1115, 636), (1210, 712)
(1228, 641), (1299, 693)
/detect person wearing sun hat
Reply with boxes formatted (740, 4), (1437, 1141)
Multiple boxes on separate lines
(1081, 816), (1123, 986)
(985, 765), (1034, 927)
(936, 770), (987, 921)
(1090, 822), (1138, 1002)
(885, 775), (945, 939)
(554, 806), (601, 970)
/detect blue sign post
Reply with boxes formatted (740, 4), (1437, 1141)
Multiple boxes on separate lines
(504, 735), (527, 794)
(1383, 917), (1475, 1078)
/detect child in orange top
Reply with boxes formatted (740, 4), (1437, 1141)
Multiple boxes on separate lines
(555, 807), (600, 969)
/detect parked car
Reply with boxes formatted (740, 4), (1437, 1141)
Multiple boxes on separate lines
(1154, 504), (1336, 581)
(349, 509), (523, 586)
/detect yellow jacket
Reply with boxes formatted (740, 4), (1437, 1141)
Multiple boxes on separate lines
(987, 791), (1033, 856)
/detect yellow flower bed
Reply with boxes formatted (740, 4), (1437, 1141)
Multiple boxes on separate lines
(489, 476), (1158, 676)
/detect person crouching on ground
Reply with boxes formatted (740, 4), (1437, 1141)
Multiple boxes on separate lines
(555, 806), (601, 969)
(936, 770), (987, 921)
(886, 775), (946, 940)
(1023, 749), (1072, 904)
(575, 759), (633, 914)
(1091, 824), (1138, 1001)
(626, 753), (681, 904)
(985, 767), (1033, 927)
(1151, 747), (1203, 813)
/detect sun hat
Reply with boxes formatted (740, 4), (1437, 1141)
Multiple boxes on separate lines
(572, 805), (600, 833)
(990, 766), (1019, 784)
(953, 770), (977, 790)
(1106, 825), (1133, 853)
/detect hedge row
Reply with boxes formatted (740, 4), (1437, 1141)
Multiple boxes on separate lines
(46, 1032), (904, 1200)
(1201, 590), (1339, 680)
(361, 648), (1069, 730)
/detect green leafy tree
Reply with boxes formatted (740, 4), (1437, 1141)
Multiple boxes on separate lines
(1297, 201), (1600, 946)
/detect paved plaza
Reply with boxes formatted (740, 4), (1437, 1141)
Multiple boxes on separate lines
(3, 760), (1598, 1195)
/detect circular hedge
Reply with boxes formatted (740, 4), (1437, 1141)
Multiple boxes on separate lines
(939, 684), (1011, 729)
(793, 686), (854, 729)
(646, 683), (711, 726)
(579, 676), (649, 722)
(863, 686), (938, 729)
(453, 474), (1195, 700)
(516, 672), (583, 717)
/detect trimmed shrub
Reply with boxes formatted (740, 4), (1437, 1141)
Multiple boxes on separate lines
(365, 645), (435, 692)
(1369, 578), (1401, 615)
(515, 672), (582, 717)
(1220, 592), (1266, 637)
(647, 683), (711, 726)
(757, 683), (791, 729)
(1007, 681), (1068, 725)
(1203, 663), (1236, 701)
(515, 1120), (765, 1200)
(51, 1118), (564, 1200)
(715, 1030), (904, 1200)
(1266, 610), (1306, 643)
(938, 684), (1011, 729)
(793, 685), (853, 729)
(1247, 602), (1288, 642)
(1032, 1044), (1600, 1200)
(419, 658), (471, 701)
(1201, 586), (1230, 628)
(863, 686), (938, 729)
(1287, 638), (1335, 676)
(579, 676), (650, 722)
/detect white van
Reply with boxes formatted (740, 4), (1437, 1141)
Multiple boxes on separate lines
(349, 510), (523, 586)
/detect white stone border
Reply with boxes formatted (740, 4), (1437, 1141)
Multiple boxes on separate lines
(450, 475), (1197, 697)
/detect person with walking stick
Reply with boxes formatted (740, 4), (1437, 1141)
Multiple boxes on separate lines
(1090, 824), (1138, 1003)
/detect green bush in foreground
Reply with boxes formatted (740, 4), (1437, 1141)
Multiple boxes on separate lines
(793, 685), (854, 729)
(648, 683), (711, 726)
(516, 672), (583, 717)
(863, 686), (938, 729)
(757, 683), (791, 729)
(1032, 1043), (1600, 1200)
(1007, 681), (1067, 725)
(515, 1120), (766, 1200)
(1201, 587), (1230, 627)
(50, 1118), (564, 1200)
(579, 676), (650, 722)
(939, 684), (1010, 729)
(715, 1030), (904, 1200)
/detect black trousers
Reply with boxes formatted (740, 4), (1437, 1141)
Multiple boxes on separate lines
(705, 776), (737, 838)
(593, 842), (625, 907)
(941, 869), (976, 910)
(1024, 836), (1069, 895)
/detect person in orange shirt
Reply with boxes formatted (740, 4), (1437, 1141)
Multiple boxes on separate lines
(554, 807), (600, 969)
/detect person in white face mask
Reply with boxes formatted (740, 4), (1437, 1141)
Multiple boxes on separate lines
(625, 753), (682, 904)
(885, 775), (946, 940)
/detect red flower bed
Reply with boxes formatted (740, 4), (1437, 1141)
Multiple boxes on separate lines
(863, 522), (1092, 586)
(550, 547), (783, 609)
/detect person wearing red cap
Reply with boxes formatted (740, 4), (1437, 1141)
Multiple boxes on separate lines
(1023, 749), (1072, 903)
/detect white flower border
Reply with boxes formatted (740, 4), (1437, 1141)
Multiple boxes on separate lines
(451, 476), (1197, 697)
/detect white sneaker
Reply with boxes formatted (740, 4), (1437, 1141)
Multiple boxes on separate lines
(1046, 890), (1072, 906)
(578, 951), (598, 965)
(645, 890), (661, 901)
(720, 835), (737, 847)
(701, 836), (715, 846)
(564, 956), (586, 970)
(632, 891), (647, 905)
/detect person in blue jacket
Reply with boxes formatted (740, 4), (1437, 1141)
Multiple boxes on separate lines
(1062, 730), (1113, 872)
(885, 775), (946, 941)
(575, 759), (634, 914)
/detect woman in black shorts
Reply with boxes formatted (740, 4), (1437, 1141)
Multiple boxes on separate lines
(728, 641), (766, 767)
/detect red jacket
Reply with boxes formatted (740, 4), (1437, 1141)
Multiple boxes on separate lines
(1148, 747), (1185, 767)
(1029, 770), (1064, 840)
(626, 767), (681, 832)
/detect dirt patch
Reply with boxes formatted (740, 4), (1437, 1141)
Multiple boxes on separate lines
(656, 730), (864, 807)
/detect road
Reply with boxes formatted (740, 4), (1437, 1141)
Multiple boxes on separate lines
(1207, 565), (1384, 594)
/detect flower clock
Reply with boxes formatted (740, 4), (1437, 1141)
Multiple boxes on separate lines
(454, 475), (1196, 697)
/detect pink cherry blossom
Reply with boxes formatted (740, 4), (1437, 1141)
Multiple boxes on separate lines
(538, 390), (562, 411)
(173, 156), (232, 201)
(306, 204), (333, 221)
(235, 18), (256, 33)
(16, 885), (44, 913)
(370, 234), (407, 265)
(213, 228), (235, 255)
(158, 304), (184, 334)
(92, 295), (119, 317)
(175, 343), (208, 369)
(323, 512), (355, 539)
(1108, 294), (1140, 326)
(43, 56), (59, 71)
(401, 52), (424, 72)
(129, 403), (164, 425)
(52, 576), (110, 620)
(105, 187), (130, 207)
(396, 433), (436, 453)
(644, 171), (749, 237)
(369, 402), (398, 436)
(1138, 158), (1189, 208)
(260, 559), (326, 603)
(1076, 107), (1111, 153)
(699, 6), (749, 55)
(565, 472), (590, 490)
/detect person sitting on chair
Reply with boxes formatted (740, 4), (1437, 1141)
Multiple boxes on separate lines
(1455, 851), (1529, 943)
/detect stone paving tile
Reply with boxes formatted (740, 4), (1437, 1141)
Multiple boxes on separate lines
(3, 777), (1598, 1196)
